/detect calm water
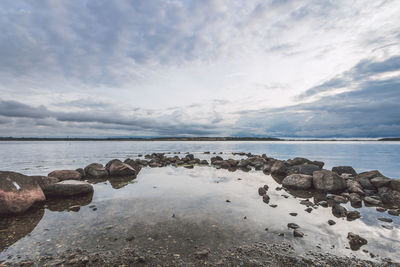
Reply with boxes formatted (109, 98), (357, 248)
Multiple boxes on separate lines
(0, 141), (399, 177)
(1, 141), (400, 264)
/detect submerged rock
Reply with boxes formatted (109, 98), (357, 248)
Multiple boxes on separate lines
(0, 171), (46, 216)
(313, 170), (347, 192)
(48, 170), (82, 181)
(282, 174), (313, 190)
(347, 232), (367, 251)
(43, 180), (94, 197)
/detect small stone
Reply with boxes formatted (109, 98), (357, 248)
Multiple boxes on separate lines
(377, 218), (393, 223)
(258, 187), (266, 196)
(226, 200), (231, 203)
(317, 201), (328, 207)
(262, 195), (270, 204)
(347, 232), (367, 251)
(194, 249), (209, 259)
(269, 204), (277, 208)
(105, 225), (113, 230)
(305, 207), (313, 213)
(126, 235), (135, 241)
(293, 229), (304, 237)
(328, 220), (336, 225)
(67, 205), (80, 212)
(347, 210), (361, 221)
(289, 213), (297, 216)
(287, 223), (299, 229)
(376, 207), (386, 212)
(278, 233), (284, 236)
(382, 225), (393, 230)
(265, 228), (269, 231)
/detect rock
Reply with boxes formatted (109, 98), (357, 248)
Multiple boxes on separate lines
(293, 229), (304, 237)
(124, 158), (142, 172)
(199, 160), (209, 165)
(313, 170), (347, 192)
(347, 232), (367, 251)
(269, 204), (277, 208)
(287, 223), (299, 229)
(289, 212), (297, 216)
(378, 186), (400, 205)
(328, 220), (336, 225)
(332, 166), (357, 176)
(262, 195), (270, 204)
(377, 217), (393, 223)
(258, 187), (266, 196)
(358, 178), (376, 190)
(381, 225), (393, 230)
(75, 168), (85, 177)
(107, 160), (137, 177)
(67, 205), (81, 212)
(286, 157), (312, 166)
(271, 161), (287, 176)
(305, 207), (313, 213)
(194, 249), (209, 259)
(282, 174), (313, 190)
(347, 211), (361, 221)
(312, 161), (325, 168)
(300, 199), (314, 207)
(370, 176), (392, 188)
(263, 185), (269, 191)
(349, 193), (362, 207)
(363, 196), (381, 206)
(43, 180), (94, 197)
(332, 204), (347, 218)
(390, 179), (400, 192)
(333, 195), (348, 203)
(48, 170), (82, 181)
(346, 180), (365, 195)
(84, 163), (108, 178)
(388, 209), (400, 216)
(357, 170), (383, 180)
(376, 207), (386, 212)
(29, 175), (59, 191)
(0, 171), (46, 216)
(288, 164), (321, 176)
(317, 200), (328, 207)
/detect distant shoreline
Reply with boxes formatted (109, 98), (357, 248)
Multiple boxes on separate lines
(0, 137), (399, 141)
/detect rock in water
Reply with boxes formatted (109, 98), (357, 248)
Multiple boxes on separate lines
(258, 187), (267, 196)
(332, 204), (348, 218)
(313, 170), (347, 192)
(331, 166), (357, 176)
(48, 170), (82, 181)
(43, 180), (94, 197)
(271, 161), (287, 176)
(84, 163), (108, 178)
(107, 159), (137, 177)
(262, 195), (270, 204)
(0, 171), (46, 216)
(347, 210), (361, 221)
(293, 229), (304, 237)
(282, 174), (313, 190)
(287, 223), (299, 229)
(347, 232), (367, 251)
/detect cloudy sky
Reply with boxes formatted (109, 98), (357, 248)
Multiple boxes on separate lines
(0, 0), (399, 138)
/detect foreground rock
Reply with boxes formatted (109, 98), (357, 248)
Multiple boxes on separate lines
(48, 170), (82, 181)
(43, 180), (94, 197)
(0, 171), (45, 216)
(313, 170), (347, 192)
(282, 174), (313, 190)
(84, 163), (108, 178)
(332, 166), (357, 176)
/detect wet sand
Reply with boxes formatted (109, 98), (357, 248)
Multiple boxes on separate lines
(1, 162), (399, 266)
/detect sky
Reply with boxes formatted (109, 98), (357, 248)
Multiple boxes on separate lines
(0, 0), (399, 138)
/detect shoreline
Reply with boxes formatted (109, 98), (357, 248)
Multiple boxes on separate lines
(1, 152), (400, 266)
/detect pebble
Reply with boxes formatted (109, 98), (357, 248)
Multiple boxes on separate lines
(287, 223), (299, 229)
(328, 220), (336, 226)
(293, 229), (304, 237)
(377, 218), (393, 223)
(289, 213), (297, 216)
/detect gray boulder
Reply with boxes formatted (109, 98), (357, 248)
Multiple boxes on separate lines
(363, 196), (381, 206)
(282, 174), (313, 190)
(378, 187), (400, 205)
(84, 163), (108, 178)
(332, 204), (347, 218)
(288, 164), (321, 176)
(44, 180), (94, 197)
(48, 170), (82, 181)
(271, 161), (287, 176)
(370, 176), (391, 188)
(313, 170), (347, 192)
(332, 166), (357, 176)
(390, 179), (400, 192)
(106, 159), (137, 177)
(346, 180), (365, 195)
(0, 171), (46, 216)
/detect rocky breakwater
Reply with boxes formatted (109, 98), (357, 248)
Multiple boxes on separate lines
(0, 157), (143, 217)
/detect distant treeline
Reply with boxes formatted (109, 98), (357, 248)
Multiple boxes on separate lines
(0, 136), (282, 141)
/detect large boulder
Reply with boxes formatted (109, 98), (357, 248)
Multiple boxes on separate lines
(313, 170), (347, 192)
(378, 187), (400, 206)
(332, 166), (357, 176)
(282, 174), (313, 190)
(286, 157), (311, 166)
(390, 179), (400, 192)
(0, 171), (46, 216)
(43, 180), (94, 197)
(84, 163), (108, 178)
(124, 158), (142, 172)
(29, 175), (59, 191)
(48, 170), (82, 181)
(356, 170), (385, 190)
(288, 164), (321, 176)
(271, 161), (287, 176)
(106, 159), (137, 177)
(370, 176), (391, 188)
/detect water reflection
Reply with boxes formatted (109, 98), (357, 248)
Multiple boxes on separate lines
(0, 166), (399, 263)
